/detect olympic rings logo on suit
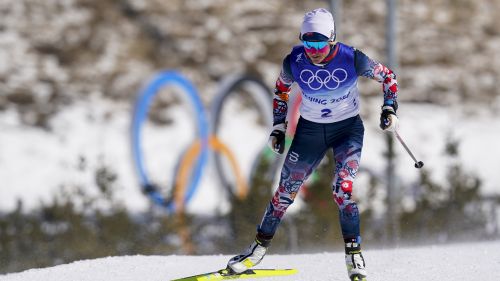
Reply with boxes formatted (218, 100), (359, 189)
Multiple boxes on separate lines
(299, 68), (348, 90)
(131, 71), (274, 214)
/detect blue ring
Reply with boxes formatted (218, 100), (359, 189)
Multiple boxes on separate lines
(131, 70), (209, 212)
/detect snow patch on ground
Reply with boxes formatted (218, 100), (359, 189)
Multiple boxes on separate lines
(1, 240), (499, 281)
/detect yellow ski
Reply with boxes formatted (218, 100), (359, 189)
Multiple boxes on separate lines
(171, 268), (298, 281)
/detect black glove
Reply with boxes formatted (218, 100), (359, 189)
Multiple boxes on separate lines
(267, 123), (286, 154)
(379, 105), (399, 132)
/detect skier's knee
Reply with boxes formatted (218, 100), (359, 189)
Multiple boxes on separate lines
(271, 185), (298, 209)
(333, 179), (355, 208)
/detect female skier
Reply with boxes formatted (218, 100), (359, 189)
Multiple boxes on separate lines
(227, 8), (399, 281)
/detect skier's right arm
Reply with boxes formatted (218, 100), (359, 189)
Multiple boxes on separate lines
(268, 55), (294, 154)
(354, 49), (399, 132)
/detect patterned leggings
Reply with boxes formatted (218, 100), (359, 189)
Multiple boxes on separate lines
(258, 115), (364, 241)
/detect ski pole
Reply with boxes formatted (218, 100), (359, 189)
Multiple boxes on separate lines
(393, 130), (424, 169)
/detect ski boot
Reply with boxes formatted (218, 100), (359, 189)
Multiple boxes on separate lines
(227, 234), (271, 274)
(345, 242), (367, 281)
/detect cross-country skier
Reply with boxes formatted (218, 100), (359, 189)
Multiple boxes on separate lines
(227, 8), (399, 281)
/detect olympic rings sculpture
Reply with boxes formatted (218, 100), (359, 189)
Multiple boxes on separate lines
(132, 71), (274, 213)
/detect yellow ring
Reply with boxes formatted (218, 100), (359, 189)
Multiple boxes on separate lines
(174, 135), (248, 212)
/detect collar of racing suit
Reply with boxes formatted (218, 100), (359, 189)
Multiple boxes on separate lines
(308, 43), (339, 67)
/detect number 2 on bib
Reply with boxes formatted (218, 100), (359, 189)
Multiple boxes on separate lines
(321, 108), (332, 118)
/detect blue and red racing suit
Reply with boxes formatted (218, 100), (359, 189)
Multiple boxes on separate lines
(259, 42), (398, 242)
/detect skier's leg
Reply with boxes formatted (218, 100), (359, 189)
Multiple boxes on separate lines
(332, 141), (367, 280)
(228, 117), (328, 273)
(332, 140), (363, 242)
(258, 117), (328, 238)
(330, 116), (367, 280)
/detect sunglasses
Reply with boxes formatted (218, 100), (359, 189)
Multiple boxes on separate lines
(302, 40), (329, 50)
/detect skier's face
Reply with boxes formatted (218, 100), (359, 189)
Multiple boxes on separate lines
(303, 41), (331, 64)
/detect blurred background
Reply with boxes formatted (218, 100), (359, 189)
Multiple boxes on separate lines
(1, 0), (500, 274)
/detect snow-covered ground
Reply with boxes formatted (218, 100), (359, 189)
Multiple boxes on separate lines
(1, 95), (500, 214)
(1, 240), (499, 281)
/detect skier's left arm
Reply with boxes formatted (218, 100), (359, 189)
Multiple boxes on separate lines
(354, 49), (399, 132)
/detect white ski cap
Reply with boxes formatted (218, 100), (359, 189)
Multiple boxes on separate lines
(300, 8), (336, 41)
